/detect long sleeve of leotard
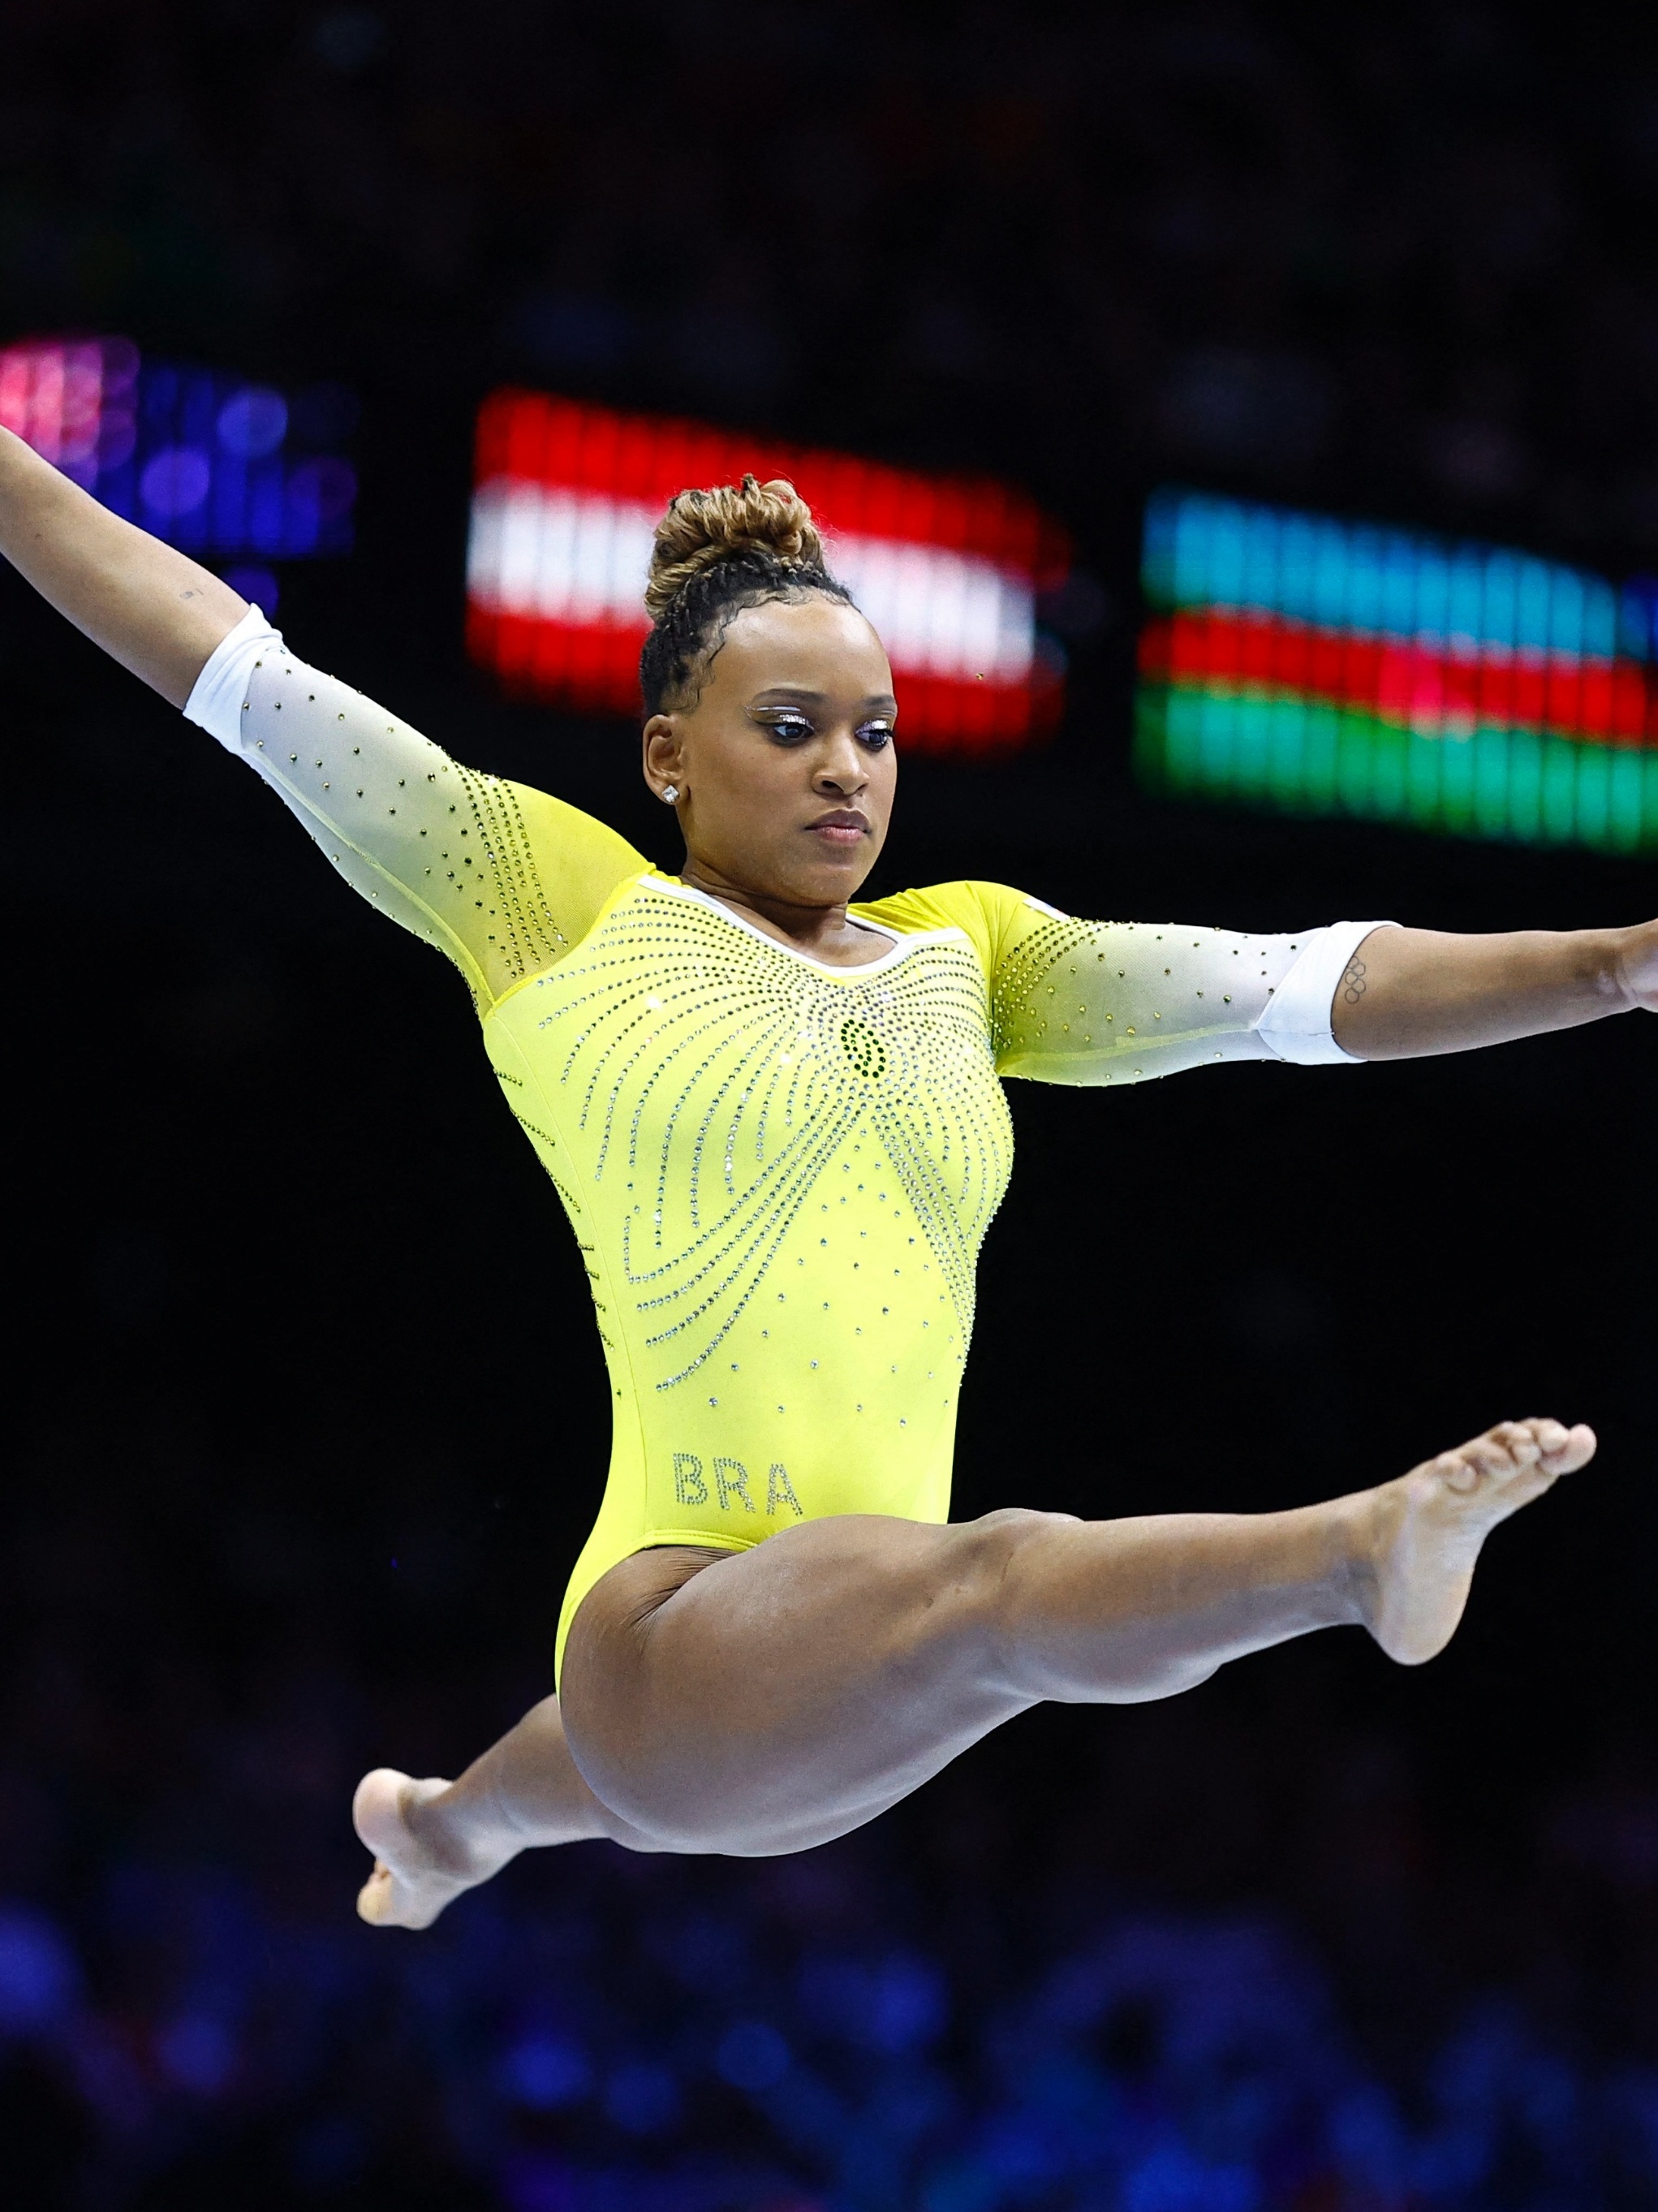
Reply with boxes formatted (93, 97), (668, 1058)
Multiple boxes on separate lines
(182, 606), (645, 1010)
(858, 880), (1394, 1084)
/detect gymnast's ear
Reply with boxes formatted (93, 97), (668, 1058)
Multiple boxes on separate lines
(642, 714), (687, 804)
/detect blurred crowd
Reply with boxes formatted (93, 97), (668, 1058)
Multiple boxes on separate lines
(6, 1535), (1658, 2210)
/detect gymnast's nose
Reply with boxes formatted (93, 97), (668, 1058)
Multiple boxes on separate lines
(812, 732), (868, 796)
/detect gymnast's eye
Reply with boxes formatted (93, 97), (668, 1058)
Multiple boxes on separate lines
(755, 712), (816, 745)
(857, 720), (895, 751)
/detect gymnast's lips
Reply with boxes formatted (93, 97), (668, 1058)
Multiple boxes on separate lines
(805, 809), (870, 846)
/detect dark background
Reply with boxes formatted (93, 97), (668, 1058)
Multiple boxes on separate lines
(3, 4), (1657, 2206)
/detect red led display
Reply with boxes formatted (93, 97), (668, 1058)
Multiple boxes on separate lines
(465, 390), (1070, 752)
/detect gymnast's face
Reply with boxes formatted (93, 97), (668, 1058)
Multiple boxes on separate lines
(642, 595), (898, 911)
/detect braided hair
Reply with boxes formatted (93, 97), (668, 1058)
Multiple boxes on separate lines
(639, 474), (856, 716)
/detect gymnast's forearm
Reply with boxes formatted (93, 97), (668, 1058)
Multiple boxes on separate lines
(0, 424), (247, 708)
(1331, 921), (1652, 1058)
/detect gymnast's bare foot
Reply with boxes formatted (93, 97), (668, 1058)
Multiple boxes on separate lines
(353, 1768), (510, 1930)
(1362, 1417), (1596, 1666)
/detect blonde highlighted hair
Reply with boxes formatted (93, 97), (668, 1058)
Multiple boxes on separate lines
(639, 473), (852, 714)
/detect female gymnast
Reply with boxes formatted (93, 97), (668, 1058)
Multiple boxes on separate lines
(3, 434), (1642, 1926)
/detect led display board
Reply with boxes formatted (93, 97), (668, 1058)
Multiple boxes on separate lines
(1136, 489), (1658, 854)
(465, 390), (1071, 752)
(0, 335), (357, 587)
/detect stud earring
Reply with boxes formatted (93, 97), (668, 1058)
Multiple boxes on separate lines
(661, 785), (679, 804)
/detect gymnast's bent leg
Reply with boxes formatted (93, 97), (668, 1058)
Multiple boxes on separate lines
(354, 1417), (1592, 1925)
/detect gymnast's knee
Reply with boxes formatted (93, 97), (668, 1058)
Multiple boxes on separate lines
(950, 1507), (1080, 1649)
(960, 1506), (1081, 1556)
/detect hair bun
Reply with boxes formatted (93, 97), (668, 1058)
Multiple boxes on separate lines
(644, 474), (825, 622)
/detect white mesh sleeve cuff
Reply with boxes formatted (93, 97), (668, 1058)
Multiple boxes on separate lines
(1256, 921), (1397, 1065)
(181, 604), (285, 751)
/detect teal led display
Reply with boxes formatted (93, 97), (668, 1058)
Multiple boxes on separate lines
(1136, 489), (1658, 854)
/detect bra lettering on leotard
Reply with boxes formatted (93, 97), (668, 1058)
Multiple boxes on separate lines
(673, 1454), (803, 1516)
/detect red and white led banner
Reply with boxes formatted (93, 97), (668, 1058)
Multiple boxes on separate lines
(465, 390), (1072, 753)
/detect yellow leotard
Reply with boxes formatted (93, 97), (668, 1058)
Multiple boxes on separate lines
(186, 614), (1375, 1678)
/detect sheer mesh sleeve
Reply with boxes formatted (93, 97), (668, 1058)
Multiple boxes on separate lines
(860, 882), (1380, 1086)
(985, 907), (1308, 1088)
(186, 614), (644, 1011)
(988, 903), (1322, 1084)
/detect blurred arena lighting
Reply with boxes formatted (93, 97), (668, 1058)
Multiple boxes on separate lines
(0, 335), (357, 573)
(466, 390), (1071, 752)
(1137, 489), (1658, 854)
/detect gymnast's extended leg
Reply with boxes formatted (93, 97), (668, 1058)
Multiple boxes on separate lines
(354, 1418), (1592, 1925)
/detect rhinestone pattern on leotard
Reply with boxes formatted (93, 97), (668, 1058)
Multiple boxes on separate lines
(482, 876), (1020, 1643)
(507, 881), (1013, 1397)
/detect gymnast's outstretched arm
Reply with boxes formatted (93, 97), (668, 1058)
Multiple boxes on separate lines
(0, 423), (644, 1007)
(1327, 918), (1658, 1056)
(0, 421), (246, 698)
(962, 883), (1655, 1091)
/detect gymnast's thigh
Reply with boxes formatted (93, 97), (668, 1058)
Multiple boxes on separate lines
(557, 1510), (1052, 1856)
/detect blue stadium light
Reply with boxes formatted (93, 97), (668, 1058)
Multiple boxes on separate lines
(0, 335), (359, 610)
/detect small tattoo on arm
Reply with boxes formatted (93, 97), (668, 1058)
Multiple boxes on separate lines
(1341, 956), (1367, 1006)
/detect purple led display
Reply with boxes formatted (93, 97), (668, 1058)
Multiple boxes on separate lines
(0, 336), (358, 575)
